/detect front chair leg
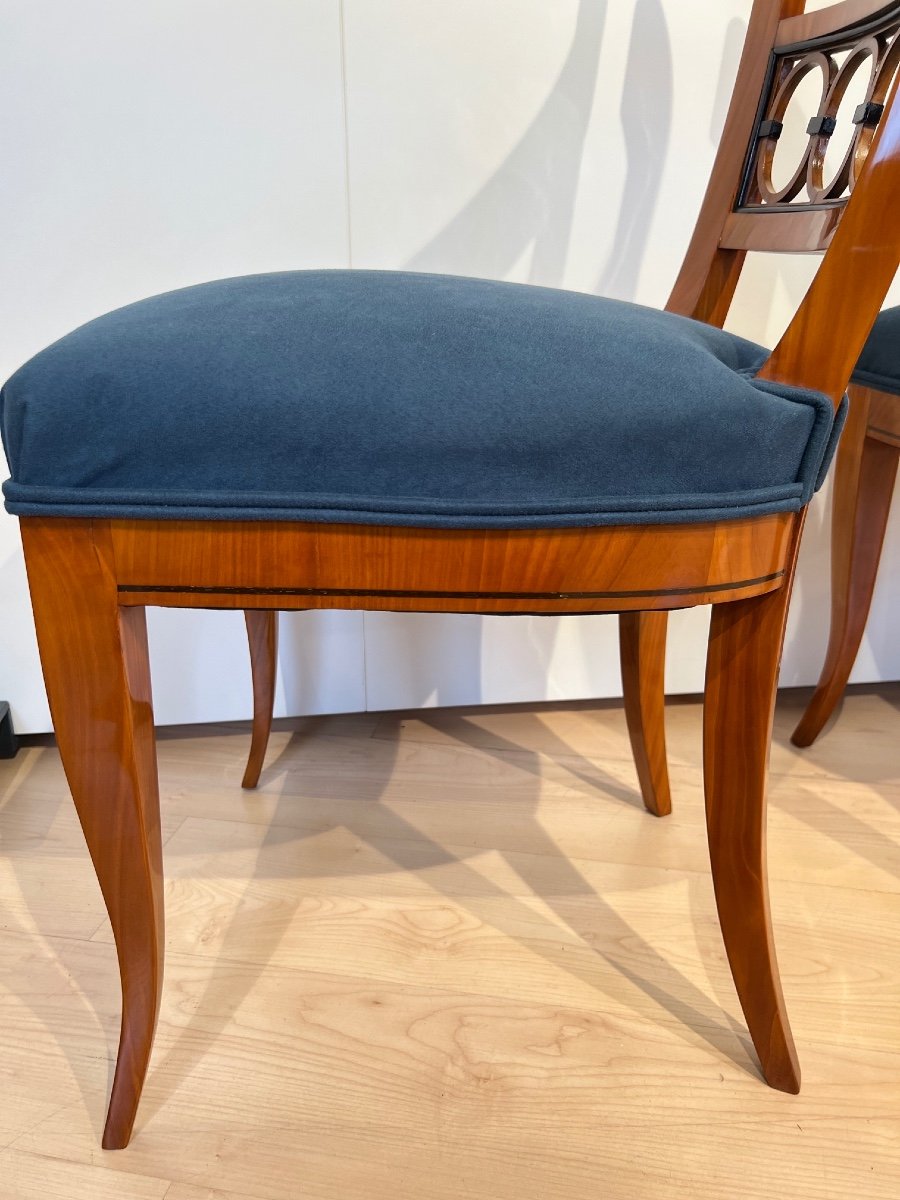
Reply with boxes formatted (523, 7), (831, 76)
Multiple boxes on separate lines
(21, 518), (164, 1149)
(704, 585), (800, 1093)
(242, 610), (279, 789)
(619, 611), (672, 816)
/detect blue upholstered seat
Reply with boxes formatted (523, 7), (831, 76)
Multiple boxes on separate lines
(851, 306), (900, 397)
(1, 270), (845, 529)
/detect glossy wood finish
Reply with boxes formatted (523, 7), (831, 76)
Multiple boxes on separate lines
(741, 12), (900, 212)
(703, 516), (805, 1094)
(242, 610), (279, 789)
(777, 0), (900, 44)
(105, 514), (794, 614)
(752, 52), (837, 208)
(20, 519), (164, 1151)
(22, 509), (807, 1138)
(618, 612), (672, 818)
(759, 61), (900, 403)
(667, 0), (805, 325)
(719, 206), (842, 253)
(793, 385), (900, 746)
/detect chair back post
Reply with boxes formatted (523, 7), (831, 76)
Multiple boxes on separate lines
(670, 0), (900, 397)
(667, 0), (806, 325)
(759, 62), (900, 401)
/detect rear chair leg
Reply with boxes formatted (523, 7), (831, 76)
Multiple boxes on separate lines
(619, 611), (672, 816)
(242, 610), (279, 789)
(21, 518), (163, 1149)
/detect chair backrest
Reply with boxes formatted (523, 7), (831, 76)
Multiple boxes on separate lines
(669, 0), (900, 407)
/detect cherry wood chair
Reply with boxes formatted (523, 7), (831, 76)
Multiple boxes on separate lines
(3, 0), (900, 1151)
(793, 332), (900, 746)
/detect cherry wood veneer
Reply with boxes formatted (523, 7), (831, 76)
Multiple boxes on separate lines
(618, 612), (672, 819)
(242, 610), (279, 790)
(106, 514), (794, 614)
(703, 513), (807, 1096)
(778, 0), (900, 44)
(24, 506), (810, 1150)
(718, 207), (844, 253)
(21, 520), (164, 1151)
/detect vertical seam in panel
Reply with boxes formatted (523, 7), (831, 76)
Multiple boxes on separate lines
(361, 610), (371, 713)
(338, 0), (354, 267)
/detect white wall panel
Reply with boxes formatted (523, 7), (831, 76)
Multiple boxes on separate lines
(0, 1), (360, 731)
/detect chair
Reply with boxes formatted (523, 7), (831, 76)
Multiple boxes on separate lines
(3, 0), (900, 1150)
(792, 319), (900, 746)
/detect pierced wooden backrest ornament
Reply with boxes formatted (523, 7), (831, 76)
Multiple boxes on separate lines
(669, 0), (900, 410)
(744, 4), (900, 210)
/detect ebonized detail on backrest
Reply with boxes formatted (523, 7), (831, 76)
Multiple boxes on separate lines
(738, 2), (900, 212)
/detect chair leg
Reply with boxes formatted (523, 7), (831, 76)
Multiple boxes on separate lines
(619, 611), (672, 816)
(704, 585), (800, 1093)
(792, 409), (899, 746)
(242, 610), (279, 789)
(21, 519), (163, 1149)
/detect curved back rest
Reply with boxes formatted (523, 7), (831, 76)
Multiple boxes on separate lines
(669, 0), (900, 408)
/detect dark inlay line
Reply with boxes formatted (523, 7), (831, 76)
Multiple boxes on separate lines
(118, 570), (784, 602)
(735, 200), (843, 214)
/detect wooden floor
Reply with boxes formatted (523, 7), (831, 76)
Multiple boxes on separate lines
(0, 685), (898, 1200)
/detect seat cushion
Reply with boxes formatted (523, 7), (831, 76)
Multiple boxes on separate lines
(851, 306), (900, 397)
(1, 270), (844, 529)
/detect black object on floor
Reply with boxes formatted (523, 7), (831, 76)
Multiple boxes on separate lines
(0, 702), (18, 758)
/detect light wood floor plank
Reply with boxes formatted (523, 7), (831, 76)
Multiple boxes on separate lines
(0, 688), (898, 1198)
(0, 1148), (170, 1199)
(165, 1186), (270, 1200)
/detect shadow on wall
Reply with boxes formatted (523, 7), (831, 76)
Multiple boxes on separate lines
(406, 0), (610, 287)
(710, 17), (748, 146)
(399, 1), (675, 710)
(405, 2), (746, 300)
(595, 0), (672, 301)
